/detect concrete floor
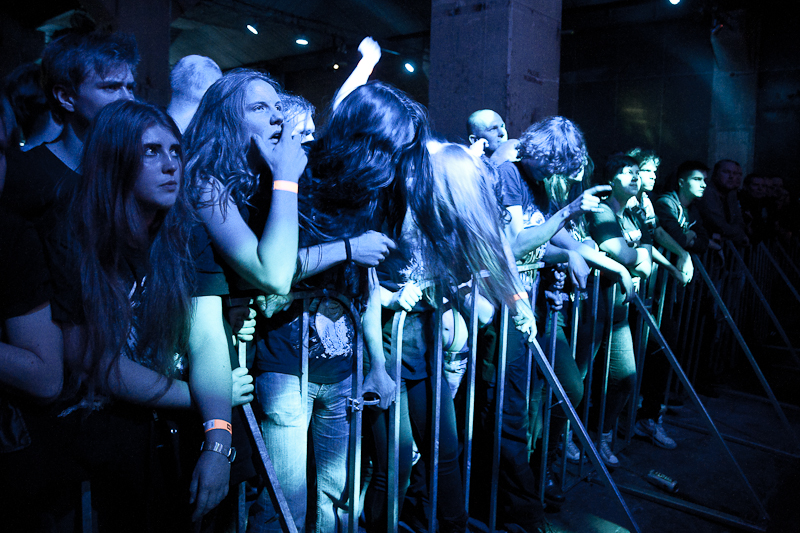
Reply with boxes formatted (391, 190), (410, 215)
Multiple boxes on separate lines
(529, 388), (800, 533)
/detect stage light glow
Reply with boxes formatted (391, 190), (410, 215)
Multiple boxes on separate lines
(247, 25), (258, 35)
(296, 38), (309, 46)
(404, 62), (415, 73)
(669, 0), (680, 5)
(333, 63), (340, 70)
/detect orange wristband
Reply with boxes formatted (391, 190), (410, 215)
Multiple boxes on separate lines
(512, 291), (528, 301)
(273, 180), (298, 193)
(203, 419), (232, 434)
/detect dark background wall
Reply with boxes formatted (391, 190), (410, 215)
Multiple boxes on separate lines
(558, 1), (800, 195)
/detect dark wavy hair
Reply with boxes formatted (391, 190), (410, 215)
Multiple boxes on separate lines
(71, 100), (194, 397)
(517, 116), (589, 214)
(184, 69), (282, 211)
(301, 81), (429, 245)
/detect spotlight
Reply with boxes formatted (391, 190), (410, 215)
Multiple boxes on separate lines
(668, 0), (680, 5)
(296, 37), (309, 46)
(333, 63), (340, 70)
(404, 62), (415, 73)
(247, 24), (258, 35)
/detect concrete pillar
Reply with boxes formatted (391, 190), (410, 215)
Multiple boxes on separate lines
(708, 9), (759, 173)
(429, 0), (562, 142)
(81, 0), (173, 106)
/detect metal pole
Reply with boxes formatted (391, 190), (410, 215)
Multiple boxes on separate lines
(462, 282), (480, 514)
(528, 338), (642, 533)
(693, 256), (800, 453)
(727, 242), (800, 369)
(613, 483), (767, 533)
(538, 306), (559, 506)
(387, 310), (407, 533)
(347, 297), (365, 533)
(488, 306), (509, 533)
(759, 243), (800, 306)
(579, 271), (602, 479)
(596, 284), (617, 442)
(630, 293), (770, 521)
(428, 285), (445, 533)
(775, 241), (800, 280)
(239, 335), (299, 533)
(561, 291), (581, 490)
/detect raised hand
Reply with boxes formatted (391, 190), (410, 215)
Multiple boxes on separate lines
(252, 125), (308, 184)
(358, 36), (382, 67)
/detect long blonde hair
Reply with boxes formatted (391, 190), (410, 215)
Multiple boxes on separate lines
(419, 142), (519, 305)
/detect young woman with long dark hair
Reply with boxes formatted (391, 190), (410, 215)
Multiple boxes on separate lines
(48, 100), (245, 530)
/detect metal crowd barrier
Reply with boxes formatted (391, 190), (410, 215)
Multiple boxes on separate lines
(378, 266), (641, 533)
(244, 239), (798, 533)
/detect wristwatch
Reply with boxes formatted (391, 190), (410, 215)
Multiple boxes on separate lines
(200, 440), (236, 463)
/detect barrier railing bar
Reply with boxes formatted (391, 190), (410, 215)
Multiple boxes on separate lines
(428, 285), (445, 532)
(560, 290), (582, 490)
(627, 277), (652, 446)
(774, 241), (800, 281)
(667, 418), (800, 460)
(488, 306), (509, 533)
(387, 309), (406, 533)
(238, 336), (298, 533)
(692, 256), (800, 453)
(630, 293), (769, 521)
(726, 242), (800, 370)
(527, 336), (642, 533)
(611, 483), (767, 533)
(578, 271), (601, 481)
(346, 294), (365, 533)
(596, 284), (617, 449)
(462, 282), (480, 514)
(759, 243), (800, 306)
(538, 306), (559, 507)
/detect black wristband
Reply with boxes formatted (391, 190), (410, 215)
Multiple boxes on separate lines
(344, 239), (352, 262)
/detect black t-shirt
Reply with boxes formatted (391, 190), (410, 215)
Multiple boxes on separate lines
(190, 223), (230, 298)
(0, 145), (81, 225)
(0, 209), (51, 321)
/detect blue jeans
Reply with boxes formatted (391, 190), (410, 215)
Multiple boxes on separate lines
(249, 373), (351, 533)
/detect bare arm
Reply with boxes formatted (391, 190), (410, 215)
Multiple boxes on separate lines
(1, 302), (63, 401)
(62, 324), (193, 408)
(333, 37), (382, 110)
(187, 296), (233, 521)
(505, 185), (610, 260)
(295, 231), (396, 282)
(200, 130), (306, 295)
(551, 228), (635, 300)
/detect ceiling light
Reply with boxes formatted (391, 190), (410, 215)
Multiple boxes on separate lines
(296, 37), (309, 46)
(668, 0), (680, 4)
(247, 25), (258, 35)
(404, 62), (415, 73)
(333, 63), (340, 70)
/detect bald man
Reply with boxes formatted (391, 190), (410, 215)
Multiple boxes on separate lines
(467, 109), (508, 157)
(167, 55), (222, 133)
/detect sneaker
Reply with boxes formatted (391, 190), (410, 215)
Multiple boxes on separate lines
(635, 416), (677, 449)
(565, 430), (581, 463)
(597, 430), (619, 468)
